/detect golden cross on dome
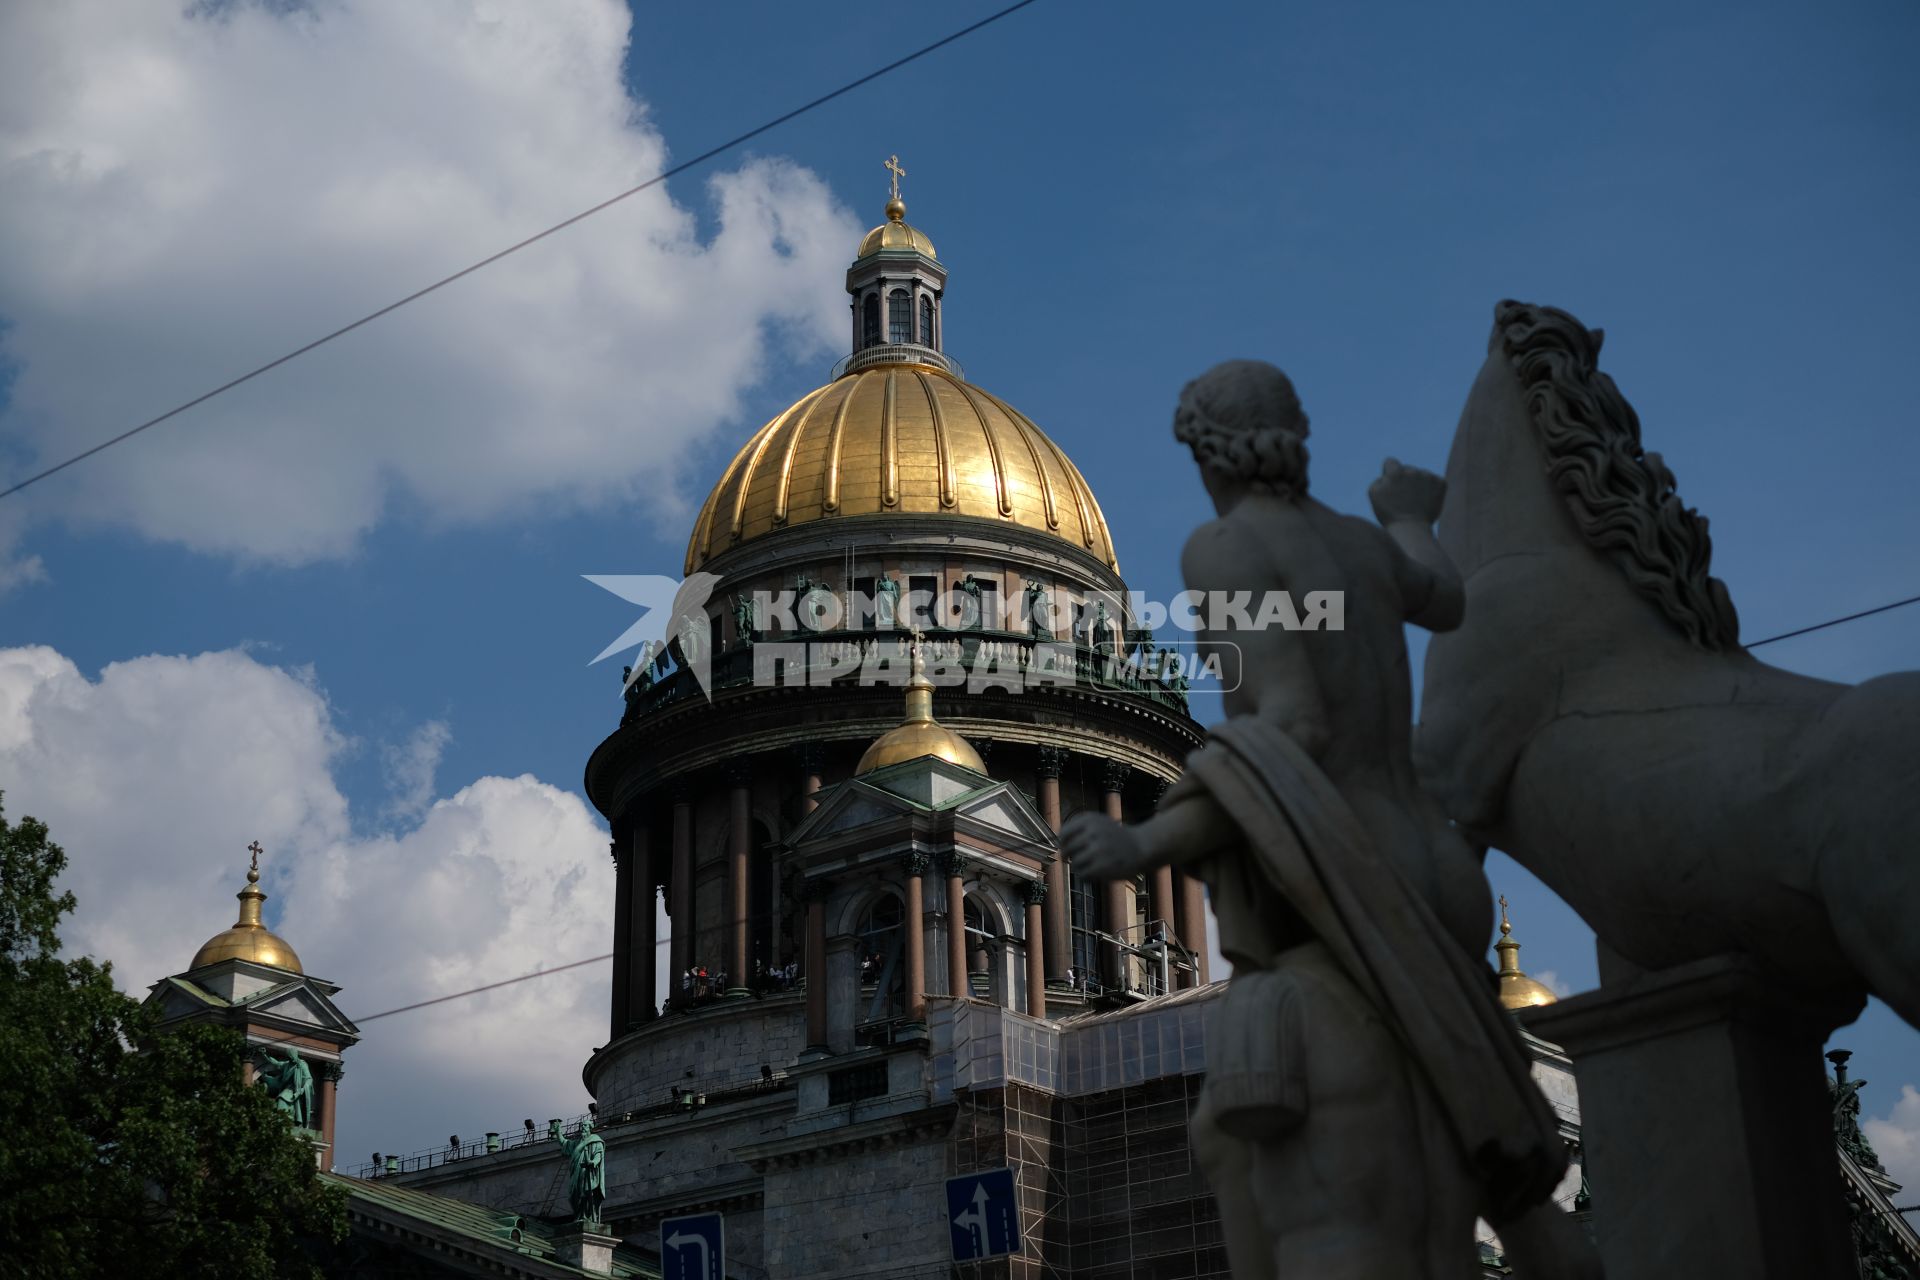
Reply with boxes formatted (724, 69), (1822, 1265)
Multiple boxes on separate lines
(885, 154), (906, 202)
(1498, 894), (1513, 936)
(248, 840), (264, 872)
(907, 626), (933, 682)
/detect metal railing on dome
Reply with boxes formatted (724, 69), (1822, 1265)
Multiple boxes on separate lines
(620, 627), (1192, 725)
(829, 342), (962, 381)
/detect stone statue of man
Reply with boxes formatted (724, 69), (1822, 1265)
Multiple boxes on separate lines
(874, 575), (900, 629)
(560, 1118), (608, 1225)
(1061, 360), (1594, 1279)
(1023, 581), (1052, 640)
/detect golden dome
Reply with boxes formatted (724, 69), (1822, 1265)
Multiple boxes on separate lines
(856, 198), (936, 259)
(685, 362), (1118, 573)
(189, 846), (303, 974)
(855, 638), (987, 775)
(1493, 895), (1555, 1010)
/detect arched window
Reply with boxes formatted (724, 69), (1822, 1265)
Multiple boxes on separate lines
(964, 902), (991, 978)
(856, 895), (906, 1023)
(862, 294), (881, 350)
(919, 296), (935, 348)
(888, 289), (911, 345)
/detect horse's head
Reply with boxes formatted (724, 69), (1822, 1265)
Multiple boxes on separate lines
(1420, 301), (1742, 833)
(1440, 300), (1741, 651)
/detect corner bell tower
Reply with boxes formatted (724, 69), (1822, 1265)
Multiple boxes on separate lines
(147, 842), (360, 1169)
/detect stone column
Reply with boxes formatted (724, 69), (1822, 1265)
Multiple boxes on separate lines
(1523, 955), (1863, 1280)
(1144, 775), (1175, 997)
(1024, 881), (1048, 1018)
(727, 764), (751, 994)
(804, 887), (828, 1054)
(1145, 777), (1177, 989)
(826, 933), (859, 1053)
(1100, 760), (1132, 992)
(1036, 745), (1070, 984)
(1177, 871), (1210, 986)
(799, 742), (824, 815)
(943, 851), (970, 998)
(628, 826), (656, 1024)
(609, 836), (632, 1036)
(904, 853), (929, 1024)
(668, 787), (692, 1006)
(1149, 866), (1176, 943)
(316, 1059), (343, 1165)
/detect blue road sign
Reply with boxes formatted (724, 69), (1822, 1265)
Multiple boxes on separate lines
(660, 1211), (725, 1280)
(946, 1167), (1022, 1262)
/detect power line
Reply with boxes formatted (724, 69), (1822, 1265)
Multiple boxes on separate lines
(356, 952), (614, 1023)
(1745, 593), (1920, 648)
(0, 0), (1042, 503)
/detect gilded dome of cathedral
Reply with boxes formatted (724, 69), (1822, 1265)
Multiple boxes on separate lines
(684, 362), (1118, 573)
(856, 197), (937, 259)
(1493, 896), (1556, 1011)
(189, 845), (303, 974)
(855, 635), (987, 776)
(687, 162), (1118, 575)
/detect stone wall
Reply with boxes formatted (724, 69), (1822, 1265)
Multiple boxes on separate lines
(761, 1138), (953, 1279)
(587, 991), (809, 1113)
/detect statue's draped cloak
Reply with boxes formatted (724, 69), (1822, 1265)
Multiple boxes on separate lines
(1186, 717), (1566, 1220)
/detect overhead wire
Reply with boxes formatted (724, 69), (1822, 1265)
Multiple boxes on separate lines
(0, 0), (1042, 503)
(1743, 593), (1920, 648)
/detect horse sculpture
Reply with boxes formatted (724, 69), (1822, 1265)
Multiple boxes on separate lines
(1418, 300), (1920, 1029)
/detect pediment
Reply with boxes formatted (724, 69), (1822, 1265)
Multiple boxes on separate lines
(951, 786), (1058, 850)
(786, 780), (926, 848)
(148, 978), (225, 1022)
(242, 980), (360, 1037)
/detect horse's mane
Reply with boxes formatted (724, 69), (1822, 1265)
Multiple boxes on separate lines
(1493, 300), (1741, 651)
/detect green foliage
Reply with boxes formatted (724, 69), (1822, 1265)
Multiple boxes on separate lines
(0, 796), (348, 1278)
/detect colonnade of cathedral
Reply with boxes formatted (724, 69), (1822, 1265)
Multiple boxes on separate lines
(605, 743), (1211, 1043)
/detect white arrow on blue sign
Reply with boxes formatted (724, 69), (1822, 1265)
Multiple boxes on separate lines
(660, 1211), (725, 1280)
(946, 1167), (1022, 1261)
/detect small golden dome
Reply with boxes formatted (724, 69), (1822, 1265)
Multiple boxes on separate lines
(685, 364), (1118, 573)
(855, 637), (987, 776)
(857, 197), (936, 259)
(1494, 894), (1555, 1010)
(189, 844), (303, 974)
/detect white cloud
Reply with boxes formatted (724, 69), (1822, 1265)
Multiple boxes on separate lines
(0, 643), (612, 1169)
(383, 719), (451, 821)
(1865, 1083), (1920, 1195)
(1533, 968), (1573, 998)
(0, 0), (860, 575)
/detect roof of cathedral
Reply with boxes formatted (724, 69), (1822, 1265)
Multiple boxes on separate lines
(1493, 895), (1558, 1010)
(189, 843), (303, 973)
(685, 174), (1118, 574)
(329, 1172), (659, 1277)
(684, 363), (1118, 573)
(855, 633), (986, 775)
(856, 196), (937, 258)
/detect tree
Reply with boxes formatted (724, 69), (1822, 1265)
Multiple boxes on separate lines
(0, 797), (347, 1278)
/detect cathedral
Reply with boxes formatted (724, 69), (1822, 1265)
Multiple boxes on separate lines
(144, 168), (1917, 1279)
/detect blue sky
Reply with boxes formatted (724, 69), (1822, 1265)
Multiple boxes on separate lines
(2, 0), (1916, 1169)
